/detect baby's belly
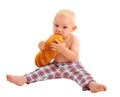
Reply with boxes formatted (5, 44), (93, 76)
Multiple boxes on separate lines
(54, 54), (70, 62)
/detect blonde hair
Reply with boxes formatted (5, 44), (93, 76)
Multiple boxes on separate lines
(54, 9), (76, 25)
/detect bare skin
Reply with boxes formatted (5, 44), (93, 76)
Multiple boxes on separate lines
(6, 75), (106, 93)
(6, 75), (27, 86)
(88, 81), (106, 93)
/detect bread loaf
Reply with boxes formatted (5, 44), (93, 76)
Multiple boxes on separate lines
(35, 34), (64, 67)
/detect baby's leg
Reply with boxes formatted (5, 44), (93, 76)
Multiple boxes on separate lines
(63, 62), (94, 90)
(25, 63), (62, 84)
(7, 63), (62, 86)
(65, 62), (106, 93)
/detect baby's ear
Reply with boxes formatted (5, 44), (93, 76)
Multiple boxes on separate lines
(72, 26), (77, 31)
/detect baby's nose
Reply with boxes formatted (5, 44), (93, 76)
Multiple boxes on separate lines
(58, 27), (62, 31)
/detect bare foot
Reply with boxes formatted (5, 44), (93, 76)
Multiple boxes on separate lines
(6, 74), (27, 86)
(88, 81), (107, 93)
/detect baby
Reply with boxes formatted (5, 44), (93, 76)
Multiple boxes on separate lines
(6, 9), (106, 93)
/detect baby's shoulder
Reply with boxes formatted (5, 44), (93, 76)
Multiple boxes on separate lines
(71, 34), (79, 41)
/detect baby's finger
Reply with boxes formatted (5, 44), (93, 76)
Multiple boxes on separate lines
(54, 39), (61, 44)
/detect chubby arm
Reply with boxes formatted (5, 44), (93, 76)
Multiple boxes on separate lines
(51, 36), (79, 61)
(61, 37), (79, 61)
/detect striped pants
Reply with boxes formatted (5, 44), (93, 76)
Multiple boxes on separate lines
(25, 61), (94, 91)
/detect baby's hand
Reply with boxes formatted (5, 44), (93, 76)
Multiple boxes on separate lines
(38, 41), (46, 50)
(50, 39), (65, 52)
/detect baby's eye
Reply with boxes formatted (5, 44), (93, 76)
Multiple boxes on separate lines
(63, 26), (67, 29)
(55, 24), (59, 27)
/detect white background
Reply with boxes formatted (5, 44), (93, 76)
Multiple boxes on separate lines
(0, 0), (120, 97)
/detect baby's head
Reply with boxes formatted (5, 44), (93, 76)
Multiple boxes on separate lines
(54, 9), (76, 26)
(53, 9), (77, 37)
